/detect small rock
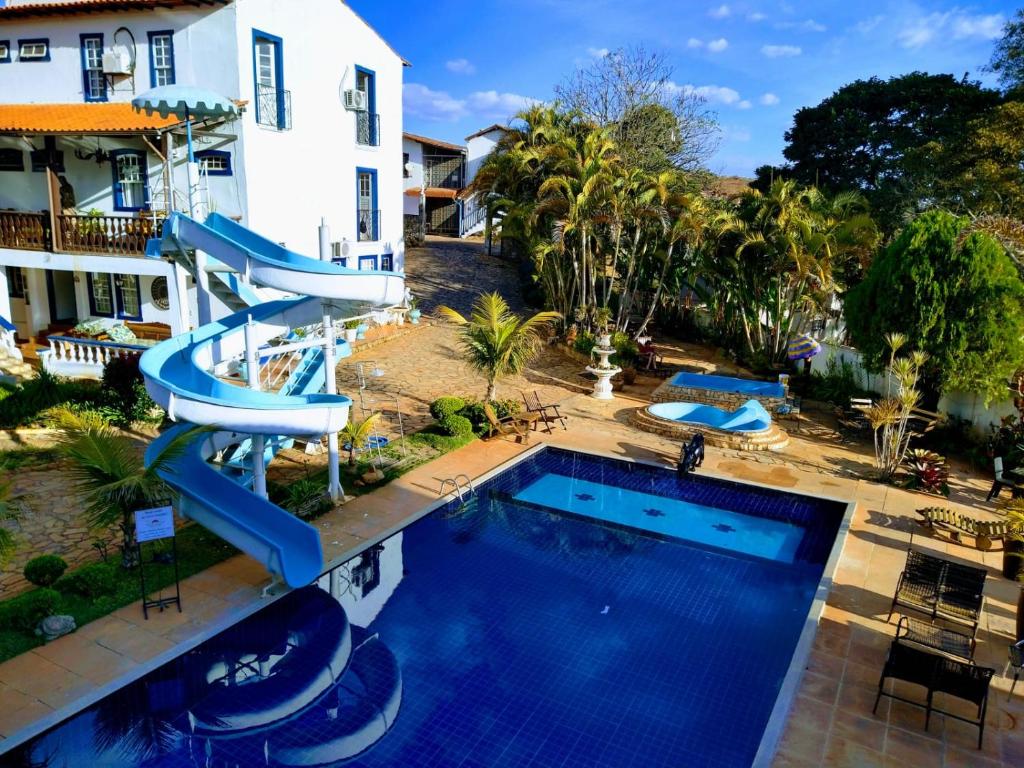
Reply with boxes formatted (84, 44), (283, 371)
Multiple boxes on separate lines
(36, 615), (76, 642)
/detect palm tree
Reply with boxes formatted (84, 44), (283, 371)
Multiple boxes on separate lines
(0, 479), (24, 568)
(48, 408), (210, 567)
(340, 412), (380, 466)
(437, 292), (560, 400)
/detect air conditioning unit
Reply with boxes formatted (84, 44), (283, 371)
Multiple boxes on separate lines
(343, 89), (368, 111)
(102, 51), (132, 75)
(332, 240), (352, 259)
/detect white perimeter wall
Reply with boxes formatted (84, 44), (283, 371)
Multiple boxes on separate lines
(232, 0), (406, 270)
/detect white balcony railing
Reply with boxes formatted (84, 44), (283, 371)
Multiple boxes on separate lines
(39, 335), (154, 379)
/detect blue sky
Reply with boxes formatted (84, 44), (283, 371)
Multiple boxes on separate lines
(351, 0), (1013, 176)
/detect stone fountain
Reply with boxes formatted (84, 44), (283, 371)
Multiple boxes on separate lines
(585, 332), (621, 400)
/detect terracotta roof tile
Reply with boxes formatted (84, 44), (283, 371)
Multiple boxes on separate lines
(0, 103), (183, 134)
(402, 132), (464, 153)
(0, 0), (231, 21)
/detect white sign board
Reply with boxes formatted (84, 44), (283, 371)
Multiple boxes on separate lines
(135, 505), (174, 543)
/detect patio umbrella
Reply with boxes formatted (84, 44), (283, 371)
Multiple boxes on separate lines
(132, 86), (238, 215)
(787, 333), (821, 361)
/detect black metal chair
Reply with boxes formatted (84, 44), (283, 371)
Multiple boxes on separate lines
(887, 548), (986, 634)
(1006, 639), (1024, 700)
(874, 640), (995, 749)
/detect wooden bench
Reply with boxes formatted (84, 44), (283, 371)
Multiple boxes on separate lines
(915, 506), (1013, 551)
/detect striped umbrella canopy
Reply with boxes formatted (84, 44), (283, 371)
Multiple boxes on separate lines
(787, 333), (821, 361)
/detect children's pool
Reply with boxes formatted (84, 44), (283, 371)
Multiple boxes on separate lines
(3, 448), (849, 768)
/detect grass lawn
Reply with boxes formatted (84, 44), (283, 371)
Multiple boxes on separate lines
(0, 525), (237, 664)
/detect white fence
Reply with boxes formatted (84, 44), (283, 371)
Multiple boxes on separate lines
(817, 340), (1015, 434)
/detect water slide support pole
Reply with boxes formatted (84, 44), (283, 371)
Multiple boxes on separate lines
(323, 300), (342, 501)
(244, 315), (267, 498)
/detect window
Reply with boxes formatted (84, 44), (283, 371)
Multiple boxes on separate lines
(150, 276), (170, 310)
(115, 274), (141, 320)
(6, 267), (27, 300)
(0, 148), (23, 172)
(111, 150), (148, 211)
(18, 39), (49, 62)
(0, 41), (10, 64)
(403, 152), (410, 178)
(147, 31), (174, 87)
(380, 254), (393, 272)
(252, 30), (287, 129)
(356, 167), (378, 241)
(196, 149), (232, 176)
(355, 66), (377, 146)
(30, 137), (64, 172)
(358, 255), (378, 271)
(87, 273), (114, 317)
(80, 34), (105, 102)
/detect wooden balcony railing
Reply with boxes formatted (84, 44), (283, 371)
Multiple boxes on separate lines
(0, 210), (164, 256)
(58, 214), (164, 256)
(0, 210), (50, 251)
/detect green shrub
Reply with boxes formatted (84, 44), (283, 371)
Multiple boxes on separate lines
(101, 355), (162, 426)
(457, 399), (521, 435)
(806, 357), (873, 405)
(439, 414), (474, 438)
(0, 588), (60, 631)
(280, 478), (330, 518)
(55, 562), (117, 598)
(611, 331), (639, 367)
(573, 331), (597, 356)
(430, 396), (466, 421)
(0, 369), (109, 429)
(23, 555), (68, 587)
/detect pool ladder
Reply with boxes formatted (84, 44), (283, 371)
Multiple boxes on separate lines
(439, 474), (475, 502)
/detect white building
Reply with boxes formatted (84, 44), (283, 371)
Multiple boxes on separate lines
(399, 123), (505, 240)
(0, 0), (407, 371)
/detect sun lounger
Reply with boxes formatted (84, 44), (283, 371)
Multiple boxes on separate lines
(915, 506), (1013, 551)
(484, 402), (535, 443)
(522, 390), (566, 433)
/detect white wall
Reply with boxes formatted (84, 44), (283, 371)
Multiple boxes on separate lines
(401, 136), (423, 217)
(0, 7), (238, 103)
(466, 128), (502, 185)
(232, 0), (406, 270)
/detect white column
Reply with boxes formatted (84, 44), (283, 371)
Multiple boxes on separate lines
(318, 218), (331, 262)
(323, 302), (341, 501)
(0, 268), (11, 325)
(244, 316), (267, 499)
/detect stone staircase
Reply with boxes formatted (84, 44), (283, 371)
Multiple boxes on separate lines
(630, 407), (790, 452)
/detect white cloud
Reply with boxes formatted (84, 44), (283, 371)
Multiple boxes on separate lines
(776, 19), (826, 32)
(855, 15), (885, 34)
(445, 58), (476, 75)
(726, 126), (752, 142)
(759, 92), (780, 106)
(761, 44), (802, 57)
(587, 47), (610, 58)
(898, 10), (1004, 49)
(687, 37), (704, 49)
(747, 11), (766, 22)
(669, 82), (741, 106)
(737, 99), (752, 109)
(707, 37), (729, 52)
(403, 83), (467, 121)
(467, 90), (540, 118)
(708, 4), (730, 18)
(403, 84), (539, 122)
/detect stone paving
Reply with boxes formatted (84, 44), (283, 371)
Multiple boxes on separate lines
(0, 239), (1021, 766)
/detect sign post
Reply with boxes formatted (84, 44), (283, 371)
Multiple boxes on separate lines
(134, 503), (181, 619)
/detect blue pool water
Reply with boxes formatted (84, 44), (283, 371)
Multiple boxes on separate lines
(3, 448), (845, 768)
(670, 371), (785, 398)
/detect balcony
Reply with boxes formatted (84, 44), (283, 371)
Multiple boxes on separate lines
(355, 111), (380, 147)
(256, 84), (292, 130)
(423, 154), (465, 190)
(357, 209), (380, 242)
(0, 209), (164, 257)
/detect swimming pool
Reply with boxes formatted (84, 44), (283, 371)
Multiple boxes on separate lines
(669, 372), (785, 398)
(3, 448), (850, 768)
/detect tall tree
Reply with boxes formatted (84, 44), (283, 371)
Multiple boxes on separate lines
(554, 46), (719, 173)
(845, 210), (1024, 403)
(782, 73), (1002, 232)
(988, 10), (1024, 94)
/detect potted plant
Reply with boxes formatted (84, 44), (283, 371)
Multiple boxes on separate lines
(408, 296), (421, 324)
(594, 307), (612, 348)
(343, 319), (359, 343)
(565, 323), (578, 346)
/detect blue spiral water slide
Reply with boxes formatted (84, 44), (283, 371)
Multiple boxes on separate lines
(140, 212), (404, 587)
